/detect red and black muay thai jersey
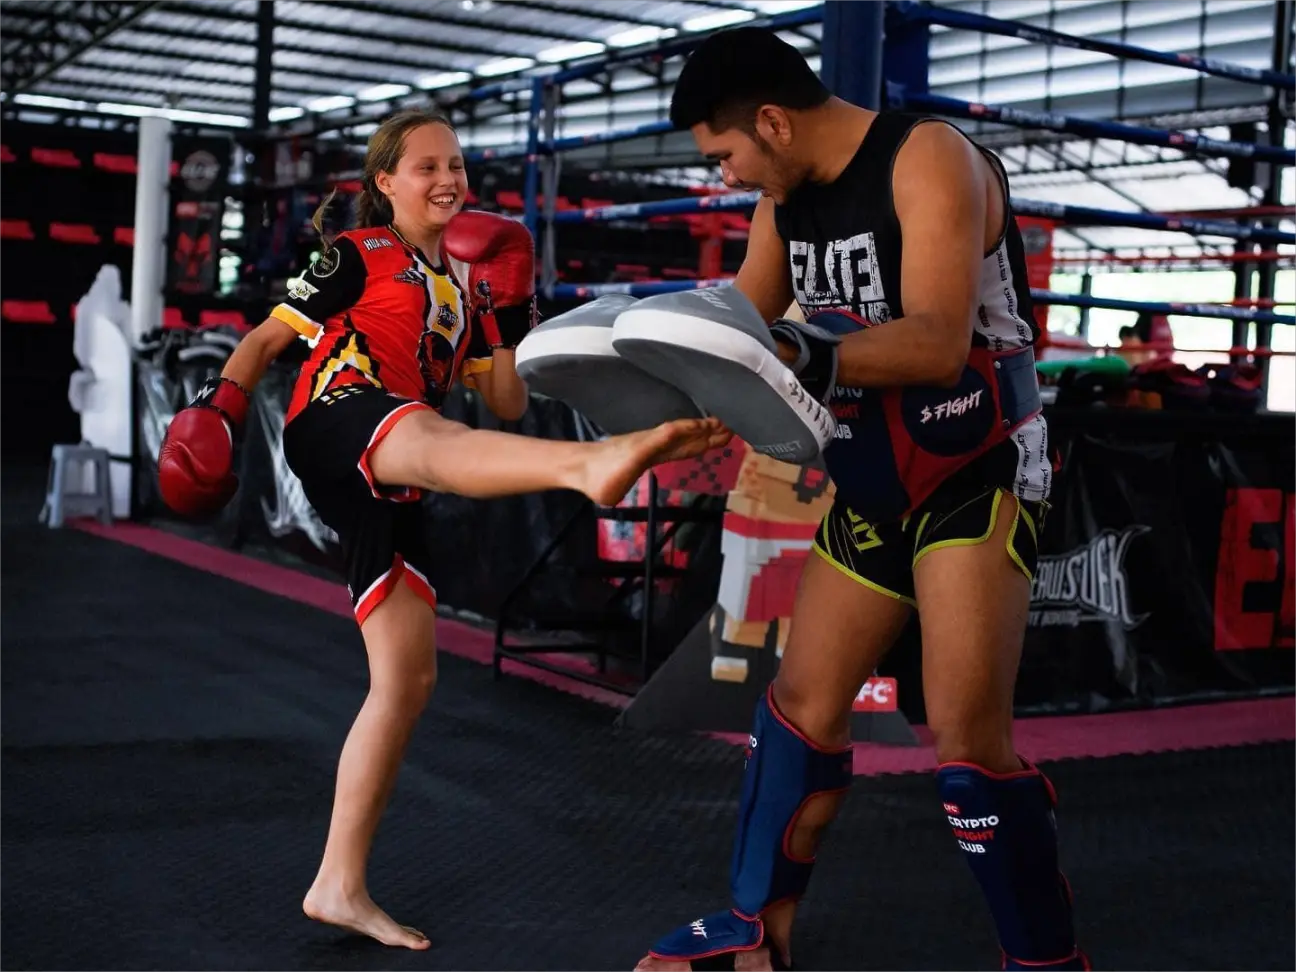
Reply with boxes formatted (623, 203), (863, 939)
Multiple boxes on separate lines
(270, 225), (491, 424)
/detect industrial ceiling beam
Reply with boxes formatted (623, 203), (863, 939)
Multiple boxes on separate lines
(154, 2), (523, 62)
(56, 62), (324, 101)
(91, 21), (462, 80)
(3, 0), (164, 95)
(93, 40), (421, 90)
(19, 76), (251, 113)
(302, 0), (594, 45)
(452, 0), (676, 30)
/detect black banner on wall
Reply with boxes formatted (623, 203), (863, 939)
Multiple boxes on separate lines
(1016, 413), (1294, 713)
(1, 122), (140, 458)
(166, 139), (230, 296)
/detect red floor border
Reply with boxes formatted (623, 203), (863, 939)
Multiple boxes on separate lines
(73, 519), (630, 710)
(75, 519), (1294, 777)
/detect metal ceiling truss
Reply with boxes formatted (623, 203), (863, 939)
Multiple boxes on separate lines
(90, 42), (410, 92)
(0, 0), (1284, 247)
(298, 69), (671, 148)
(297, 0), (594, 45)
(1008, 142), (1202, 177)
(973, 105), (1275, 150)
(113, 2), (725, 88)
(24, 20), (495, 103)
(152, 2), (537, 62)
(500, 1), (678, 30)
(268, 39), (460, 77)
(32, 82), (251, 115)
(275, 67), (641, 143)
(1030, 142), (1234, 259)
(57, 62), (324, 102)
(1, 0), (162, 95)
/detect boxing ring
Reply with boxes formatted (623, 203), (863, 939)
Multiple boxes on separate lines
(430, 1), (1296, 724)
(4, 4), (1295, 971)
(89, 0), (1292, 718)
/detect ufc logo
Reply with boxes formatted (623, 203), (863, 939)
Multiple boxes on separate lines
(852, 677), (897, 712)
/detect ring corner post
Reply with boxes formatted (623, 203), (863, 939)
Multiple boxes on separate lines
(523, 76), (544, 239)
(881, 1), (931, 107)
(822, 0), (887, 109)
(539, 77), (560, 299)
(130, 114), (173, 347)
(1253, 0), (1294, 398)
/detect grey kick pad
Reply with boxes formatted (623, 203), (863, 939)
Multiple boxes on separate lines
(612, 288), (835, 464)
(516, 294), (705, 435)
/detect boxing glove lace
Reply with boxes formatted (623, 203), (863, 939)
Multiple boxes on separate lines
(157, 376), (249, 518)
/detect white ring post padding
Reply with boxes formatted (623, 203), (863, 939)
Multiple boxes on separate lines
(130, 114), (172, 345)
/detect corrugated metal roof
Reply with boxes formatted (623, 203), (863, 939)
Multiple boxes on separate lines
(1, 0), (1290, 257)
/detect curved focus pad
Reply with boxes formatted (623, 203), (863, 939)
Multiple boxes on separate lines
(514, 294), (705, 435)
(612, 287), (836, 464)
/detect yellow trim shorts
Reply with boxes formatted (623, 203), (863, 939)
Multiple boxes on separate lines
(811, 487), (1044, 607)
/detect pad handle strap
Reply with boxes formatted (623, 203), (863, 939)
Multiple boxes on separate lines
(770, 319), (841, 404)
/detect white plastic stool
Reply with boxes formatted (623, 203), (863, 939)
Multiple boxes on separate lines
(39, 443), (114, 529)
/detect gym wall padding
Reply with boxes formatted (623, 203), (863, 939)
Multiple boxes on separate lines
(1, 123), (138, 459)
(1, 123), (235, 461)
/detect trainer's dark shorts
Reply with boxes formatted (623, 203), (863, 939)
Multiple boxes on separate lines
(281, 383), (437, 626)
(813, 477), (1045, 608)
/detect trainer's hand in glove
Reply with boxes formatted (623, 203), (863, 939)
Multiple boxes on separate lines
(444, 210), (536, 350)
(158, 376), (250, 517)
(770, 317), (842, 404)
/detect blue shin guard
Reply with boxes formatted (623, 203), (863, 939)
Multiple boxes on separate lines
(937, 760), (1086, 969)
(648, 688), (853, 967)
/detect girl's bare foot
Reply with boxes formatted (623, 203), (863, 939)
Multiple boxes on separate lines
(583, 417), (732, 506)
(303, 884), (430, 950)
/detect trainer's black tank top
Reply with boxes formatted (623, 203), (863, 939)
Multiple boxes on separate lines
(773, 112), (1053, 509)
(773, 111), (1039, 351)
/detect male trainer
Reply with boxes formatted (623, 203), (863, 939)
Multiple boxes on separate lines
(633, 26), (1086, 972)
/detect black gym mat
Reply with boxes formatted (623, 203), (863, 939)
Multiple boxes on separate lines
(2, 479), (1293, 971)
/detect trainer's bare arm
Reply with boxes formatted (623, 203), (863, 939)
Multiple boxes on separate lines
(734, 196), (795, 323)
(834, 122), (987, 389)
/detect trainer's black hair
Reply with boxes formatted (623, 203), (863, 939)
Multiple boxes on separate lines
(670, 26), (830, 133)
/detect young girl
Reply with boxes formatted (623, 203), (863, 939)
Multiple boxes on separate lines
(158, 108), (729, 950)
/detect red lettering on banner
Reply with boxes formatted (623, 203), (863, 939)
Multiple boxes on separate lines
(852, 677), (898, 712)
(1214, 488), (1291, 651)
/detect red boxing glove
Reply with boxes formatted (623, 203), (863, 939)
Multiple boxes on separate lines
(157, 377), (250, 518)
(443, 209), (536, 350)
